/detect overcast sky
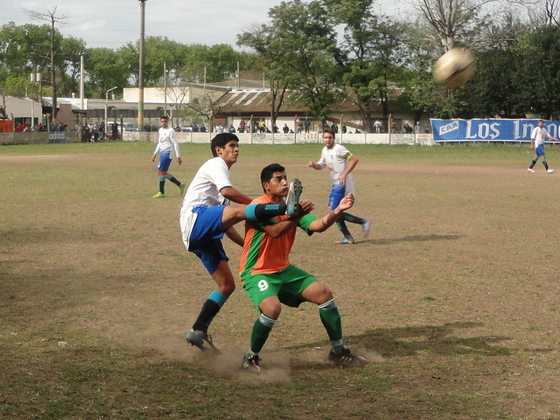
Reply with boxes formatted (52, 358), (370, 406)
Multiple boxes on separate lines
(3, 0), (403, 50)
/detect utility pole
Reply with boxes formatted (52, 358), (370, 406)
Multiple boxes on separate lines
(163, 61), (167, 116)
(138, 0), (148, 132)
(80, 53), (85, 111)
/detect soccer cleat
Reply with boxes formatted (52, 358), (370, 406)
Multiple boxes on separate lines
(547, 169), (554, 173)
(186, 330), (220, 353)
(527, 168), (535, 173)
(328, 348), (368, 367)
(242, 353), (261, 373)
(335, 237), (355, 245)
(285, 178), (303, 216)
(152, 192), (166, 198)
(179, 183), (186, 195)
(361, 218), (371, 238)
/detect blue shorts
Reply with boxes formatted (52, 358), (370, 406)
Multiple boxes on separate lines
(535, 144), (545, 156)
(328, 184), (346, 210)
(157, 151), (172, 172)
(188, 206), (228, 274)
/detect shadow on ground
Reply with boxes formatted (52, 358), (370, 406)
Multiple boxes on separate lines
(289, 321), (514, 358)
(362, 234), (465, 245)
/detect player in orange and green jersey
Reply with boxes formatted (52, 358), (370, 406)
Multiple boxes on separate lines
(239, 163), (367, 373)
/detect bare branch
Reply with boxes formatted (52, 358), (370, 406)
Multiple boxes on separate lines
(24, 6), (67, 25)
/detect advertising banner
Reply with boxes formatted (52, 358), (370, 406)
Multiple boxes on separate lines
(431, 119), (560, 142)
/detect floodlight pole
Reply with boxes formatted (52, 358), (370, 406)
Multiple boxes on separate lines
(138, 0), (147, 133)
(105, 86), (117, 133)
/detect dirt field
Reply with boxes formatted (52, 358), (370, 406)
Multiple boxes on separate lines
(1, 142), (560, 419)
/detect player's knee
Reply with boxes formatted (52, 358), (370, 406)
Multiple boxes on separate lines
(321, 289), (334, 302)
(220, 282), (235, 297)
(222, 206), (246, 226)
(260, 302), (281, 319)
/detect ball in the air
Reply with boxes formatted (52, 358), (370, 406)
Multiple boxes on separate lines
(433, 48), (475, 89)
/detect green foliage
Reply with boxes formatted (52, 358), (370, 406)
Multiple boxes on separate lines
(516, 25), (560, 119)
(86, 48), (131, 97)
(238, 0), (342, 122)
(339, 11), (411, 129)
(0, 22), (54, 75)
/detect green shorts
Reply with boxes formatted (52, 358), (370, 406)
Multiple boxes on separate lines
(242, 264), (317, 308)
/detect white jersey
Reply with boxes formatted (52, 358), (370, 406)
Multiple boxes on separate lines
(316, 143), (355, 194)
(531, 126), (550, 148)
(154, 126), (181, 158)
(181, 157), (231, 213)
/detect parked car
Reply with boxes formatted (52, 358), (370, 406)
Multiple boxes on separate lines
(122, 123), (139, 132)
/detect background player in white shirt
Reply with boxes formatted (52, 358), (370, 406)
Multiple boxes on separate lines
(308, 128), (370, 244)
(180, 133), (302, 352)
(151, 116), (185, 198)
(528, 119), (557, 173)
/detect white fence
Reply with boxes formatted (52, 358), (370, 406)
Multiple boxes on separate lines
(0, 130), (434, 146)
(125, 131), (435, 146)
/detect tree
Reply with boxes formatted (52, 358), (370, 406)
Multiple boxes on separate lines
(27, 7), (67, 123)
(239, 0), (342, 125)
(85, 48), (131, 97)
(454, 13), (528, 118)
(340, 13), (410, 130)
(415, 0), (492, 51)
(238, 25), (289, 128)
(516, 25), (560, 119)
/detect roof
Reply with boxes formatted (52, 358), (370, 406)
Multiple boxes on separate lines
(214, 90), (305, 116)
(214, 89), (398, 117)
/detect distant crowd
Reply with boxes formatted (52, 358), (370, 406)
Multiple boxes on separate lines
(15, 123), (67, 132)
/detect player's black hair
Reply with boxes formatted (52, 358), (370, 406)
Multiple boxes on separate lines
(211, 133), (239, 157)
(160, 115), (169, 120)
(323, 127), (336, 136)
(260, 163), (285, 191)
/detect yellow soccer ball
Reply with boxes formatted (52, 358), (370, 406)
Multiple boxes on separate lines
(433, 47), (476, 89)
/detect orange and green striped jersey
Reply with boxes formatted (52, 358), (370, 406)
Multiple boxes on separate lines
(239, 195), (316, 278)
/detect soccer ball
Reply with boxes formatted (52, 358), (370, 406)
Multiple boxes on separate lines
(433, 48), (475, 89)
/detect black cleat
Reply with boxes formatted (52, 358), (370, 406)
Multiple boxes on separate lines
(242, 353), (261, 373)
(186, 330), (220, 353)
(285, 178), (303, 216)
(328, 348), (367, 367)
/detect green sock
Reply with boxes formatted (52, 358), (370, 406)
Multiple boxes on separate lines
(318, 299), (343, 351)
(166, 174), (181, 186)
(529, 159), (537, 169)
(250, 313), (276, 353)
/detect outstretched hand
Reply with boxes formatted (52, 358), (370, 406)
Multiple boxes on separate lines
(298, 199), (315, 215)
(337, 193), (355, 211)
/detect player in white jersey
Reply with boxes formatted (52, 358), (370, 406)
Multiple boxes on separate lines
(151, 116), (185, 198)
(180, 133), (302, 352)
(308, 128), (370, 244)
(528, 119), (557, 173)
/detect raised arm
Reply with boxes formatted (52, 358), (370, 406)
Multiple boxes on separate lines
(308, 161), (323, 170)
(261, 200), (315, 239)
(309, 193), (354, 233)
(220, 186), (253, 205)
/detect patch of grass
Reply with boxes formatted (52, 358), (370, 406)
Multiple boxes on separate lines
(2, 142), (560, 419)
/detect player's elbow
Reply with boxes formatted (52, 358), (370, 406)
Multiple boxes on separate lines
(309, 223), (328, 233)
